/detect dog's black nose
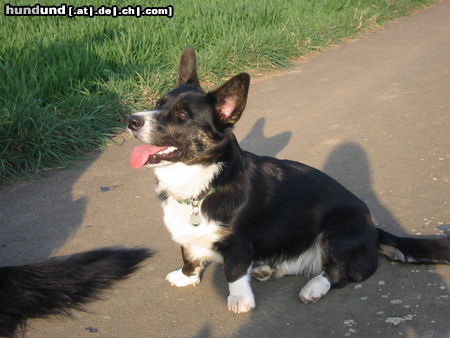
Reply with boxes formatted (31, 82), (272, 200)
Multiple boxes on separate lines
(128, 115), (144, 131)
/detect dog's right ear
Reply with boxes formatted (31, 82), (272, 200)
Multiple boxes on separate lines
(177, 46), (200, 89)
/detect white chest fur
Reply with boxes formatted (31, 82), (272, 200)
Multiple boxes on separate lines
(162, 197), (223, 262)
(154, 162), (223, 200)
(154, 161), (224, 262)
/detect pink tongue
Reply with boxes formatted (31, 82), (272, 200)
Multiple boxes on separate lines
(130, 144), (168, 168)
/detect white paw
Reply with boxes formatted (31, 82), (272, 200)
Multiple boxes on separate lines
(227, 294), (255, 314)
(165, 268), (200, 287)
(299, 274), (330, 304)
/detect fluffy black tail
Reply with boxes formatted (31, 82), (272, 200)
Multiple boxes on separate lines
(377, 228), (450, 264)
(0, 247), (152, 337)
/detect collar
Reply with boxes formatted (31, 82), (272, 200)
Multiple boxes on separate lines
(175, 187), (218, 205)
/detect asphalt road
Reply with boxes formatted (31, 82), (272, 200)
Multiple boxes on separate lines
(1, 1), (449, 337)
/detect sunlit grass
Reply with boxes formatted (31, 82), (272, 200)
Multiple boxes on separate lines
(0, 0), (433, 181)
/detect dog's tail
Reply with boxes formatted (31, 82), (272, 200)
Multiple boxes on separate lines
(0, 247), (152, 337)
(377, 228), (450, 264)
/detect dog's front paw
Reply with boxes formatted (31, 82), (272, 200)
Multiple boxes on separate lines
(166, 268), (200, 287)
(299, 274), (330, 303)
(227, 294), (255, 314)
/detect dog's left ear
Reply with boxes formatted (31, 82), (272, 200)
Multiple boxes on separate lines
(208, 73), (250, 126)
(177, 46), (201, 89)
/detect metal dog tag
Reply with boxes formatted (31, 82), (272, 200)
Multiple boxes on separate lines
(190, 213), (202, 226)
(190, 200), (201, 226)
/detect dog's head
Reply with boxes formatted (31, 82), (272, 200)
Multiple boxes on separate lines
(128, 47), (250, 168)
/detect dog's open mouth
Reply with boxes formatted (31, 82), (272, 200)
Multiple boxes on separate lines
(130, 145), (180, 168)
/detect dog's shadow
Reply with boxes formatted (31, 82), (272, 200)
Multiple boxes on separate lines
(322, 142), (406, 236)
(207, 141), (448, 337)
(239, 117), (292, 157)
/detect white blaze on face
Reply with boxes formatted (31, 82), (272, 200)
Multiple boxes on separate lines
(128, 110), (158, 144)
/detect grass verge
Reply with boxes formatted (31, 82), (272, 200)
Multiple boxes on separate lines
(0, 0), (434, 182)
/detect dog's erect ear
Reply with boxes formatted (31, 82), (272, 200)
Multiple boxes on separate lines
(208, 73), (250, 126)
(177, 46), (200, 88)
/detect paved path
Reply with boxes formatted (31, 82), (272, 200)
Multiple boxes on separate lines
(1, 2), (449, 337)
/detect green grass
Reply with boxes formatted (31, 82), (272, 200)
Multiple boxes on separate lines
(0, 0), (433, 182)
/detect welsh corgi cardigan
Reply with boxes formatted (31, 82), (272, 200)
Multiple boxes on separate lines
(128, 47), (449, 314)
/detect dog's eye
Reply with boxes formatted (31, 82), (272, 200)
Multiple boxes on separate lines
(156, 98), (166, 108)
(175, 110), (189, 121)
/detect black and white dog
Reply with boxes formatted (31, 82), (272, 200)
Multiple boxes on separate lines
(0, 247), (151, 337)
(128, 47), (449, 314)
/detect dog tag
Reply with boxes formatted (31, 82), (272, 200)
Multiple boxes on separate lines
(190, 213), (202, 226)
(190, 200), (201, 226)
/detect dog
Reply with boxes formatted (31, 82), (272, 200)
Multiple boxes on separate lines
(0, 247), (151, 337)
(127, 46), (450, 314)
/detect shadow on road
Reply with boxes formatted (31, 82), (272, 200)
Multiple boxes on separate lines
(0, 157), (97, 266)
(239, 117), (292, 156)
(0, 31), (129, 266)
(322, 141), (407, 236)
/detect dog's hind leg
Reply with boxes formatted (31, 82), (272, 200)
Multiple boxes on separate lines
(251, 262), (275, 281)
(299, 272), (331, 303)
(300, 210), (379, 303)
(166, 246), (207, 287)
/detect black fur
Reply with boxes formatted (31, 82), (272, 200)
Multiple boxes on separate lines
(128, 47), (450, 310)
(205, 145), (381, 285)
(180, 246), (207, 279)
(377, 229), (450, 264)
(0, 247), (152, 337)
